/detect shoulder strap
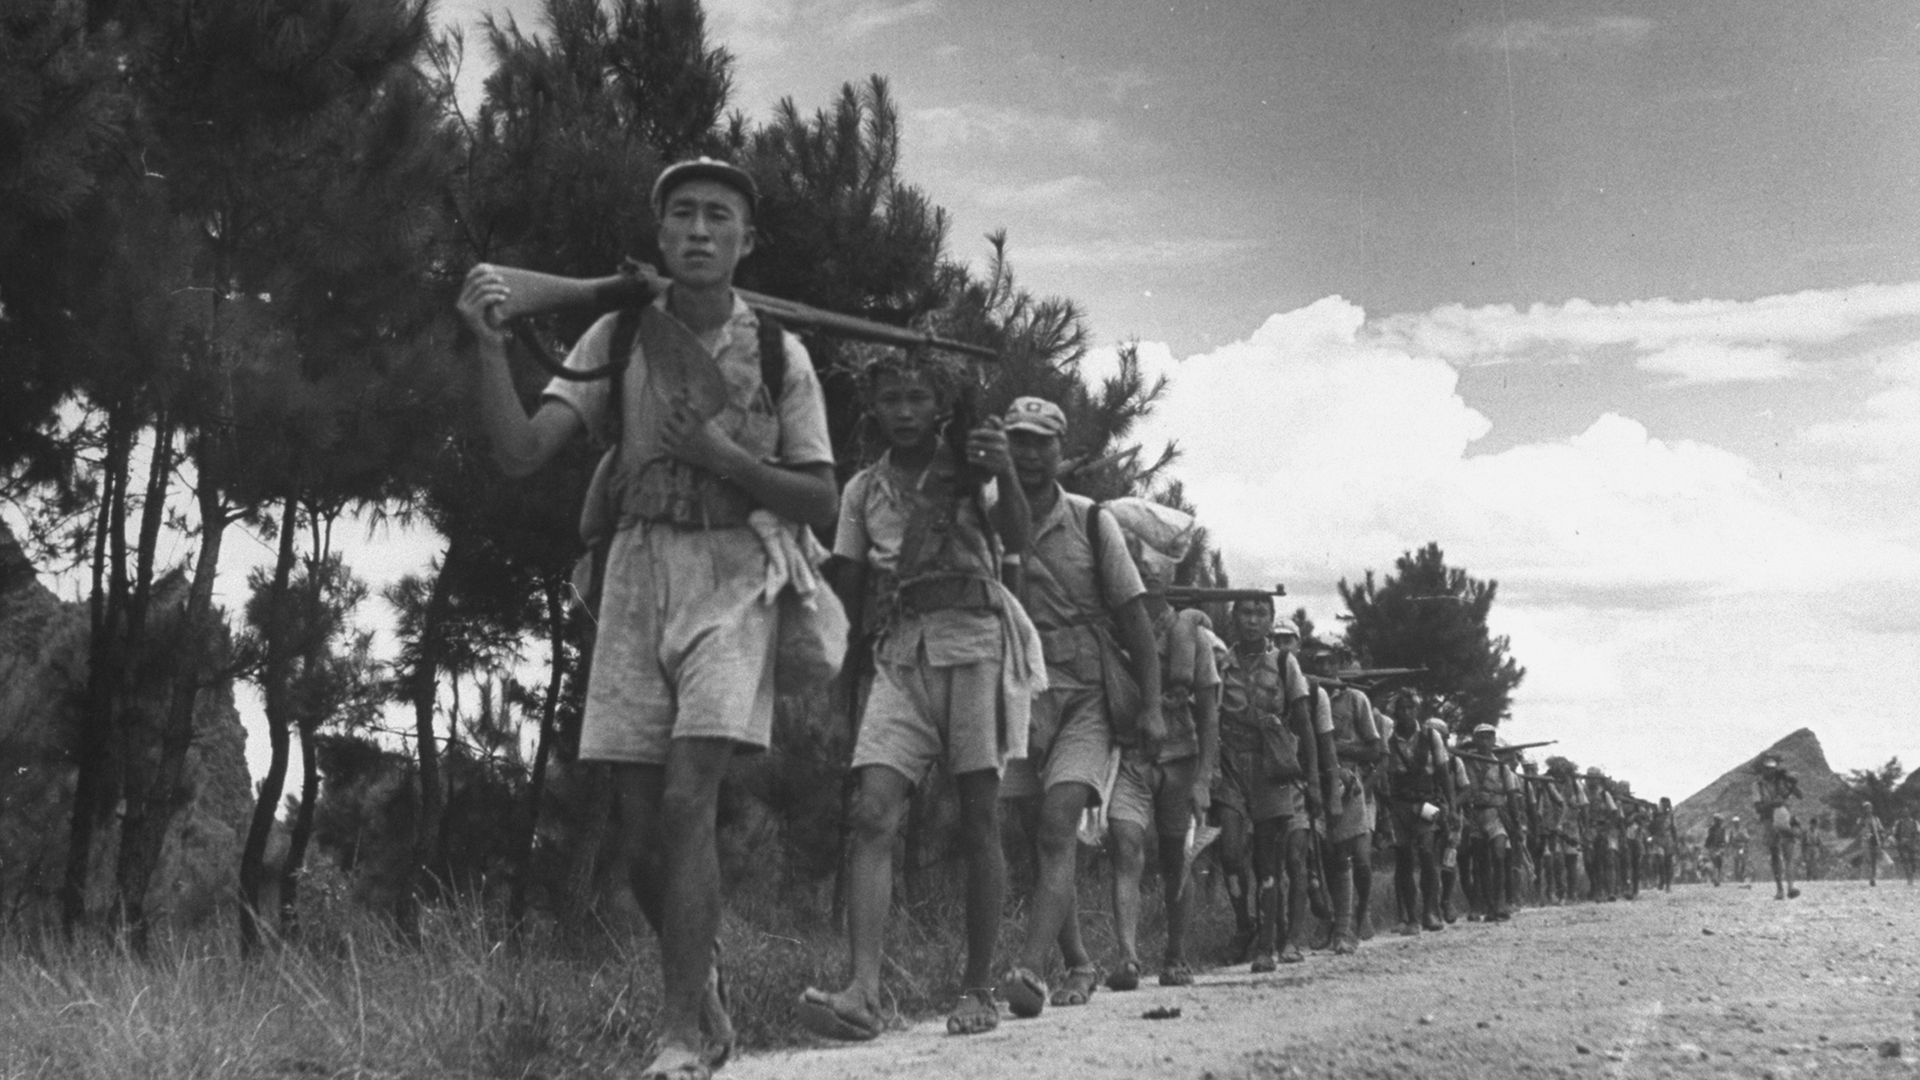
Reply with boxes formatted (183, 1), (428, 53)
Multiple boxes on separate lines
(607, 307), (643, 445)
(1084, 500), (1107, 606)
(757, 313), (788, 402)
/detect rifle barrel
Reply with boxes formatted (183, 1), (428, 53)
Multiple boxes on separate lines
(489, 263), (998, 360)
(1161, 587), (1288, 601)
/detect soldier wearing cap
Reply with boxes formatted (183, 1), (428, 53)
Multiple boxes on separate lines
(457, 157), (837, 1080)
(1729, 814), (1750, 884)
(1752, 754), (1802, 900)
(1305, 644), (1384, 952)
(1458, 724), (1517, 921)
(1380, 689), (1453, 932)
(1207, 605), (1327, 969)
(998, 395), (1165, 1017)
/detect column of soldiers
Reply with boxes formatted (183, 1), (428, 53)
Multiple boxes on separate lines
(461, 158), (1910, 1079)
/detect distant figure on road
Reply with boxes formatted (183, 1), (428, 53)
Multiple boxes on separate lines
(1382, 690), (1453, 934)
(1648, 797), (1678, 893)
(1704, 814), (1728, 886)
(1856, 802), (1886, 887)
(1751, 755), (1802, 900)
(1895, 811), (1919, 886)
(1729, 816), (1750, 884)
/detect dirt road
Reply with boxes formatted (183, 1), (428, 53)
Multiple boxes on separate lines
(729, 880), (1918, 1079)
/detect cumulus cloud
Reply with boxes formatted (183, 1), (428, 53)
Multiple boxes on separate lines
(1374, 281), (1920, 385)
(1450, 16), (1656, 54)
(909, 103), (1110, 154)
(1087, 287), (1920, 795)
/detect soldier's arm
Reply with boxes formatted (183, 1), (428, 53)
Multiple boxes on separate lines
(1114, 595), (1165, 743)
(1193, 684), (1220, 814)
(459, 266), (584, 477)
(1284, 695), (1324, 818)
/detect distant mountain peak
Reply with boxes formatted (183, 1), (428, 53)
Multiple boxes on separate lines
(1673, 728), (1845, 840)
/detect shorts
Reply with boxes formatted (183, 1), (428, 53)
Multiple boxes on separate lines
(1108, 755), (1198, 836)
(852, 655), (1011, 783)
(1327, 766), (1374, 844)
(1384, 799), (1436, 846)
(578, 523), (776, 764)
(1463, 806), (1508, 844)
(1213, 745), (1299, 822)
(1000, 686), (1115, 801)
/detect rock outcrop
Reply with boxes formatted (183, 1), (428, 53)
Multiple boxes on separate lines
(0, 518), (251, 927)
(1672, 728), (1845, 844)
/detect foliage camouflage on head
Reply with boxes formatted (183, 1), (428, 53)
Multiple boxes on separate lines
(857, 347), (971, 414)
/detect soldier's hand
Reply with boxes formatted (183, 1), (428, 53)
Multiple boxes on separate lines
(662, 395), (747, 475)
(1140, 699), (1169, 746)
(457, 264), (511, 345)
(964, 418), (1012, 476)
(1189, 782), (1211, 820)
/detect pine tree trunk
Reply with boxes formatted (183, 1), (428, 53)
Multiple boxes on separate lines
(509, 579), (567, 929)
(238, 494), (299, 954)
(277, 727), (319, 938)
(61, 413), (134, 937)
(398, 540), (461, 931)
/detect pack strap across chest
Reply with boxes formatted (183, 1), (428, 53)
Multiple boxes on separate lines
(598, 305), (789, 528)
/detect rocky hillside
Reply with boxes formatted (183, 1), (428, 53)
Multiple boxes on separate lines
(1672, 727), (1845, 844)
(0, 519), (251, 926)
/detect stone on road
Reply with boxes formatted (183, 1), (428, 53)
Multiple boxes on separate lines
(728, 881), (1919, 1079)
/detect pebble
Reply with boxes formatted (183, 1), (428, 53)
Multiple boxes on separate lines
(1575, 1044), (1591, 1055)
(1701, 927), (1715, 935)
(1418, 1014), (1435, 1025)
(1879, 1038), (1903, 1059)
(1477, 1020), (1491, 1029)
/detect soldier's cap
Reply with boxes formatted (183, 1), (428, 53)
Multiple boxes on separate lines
(1271, 618), (1300, 640)
(1711, 813), (1723, 820)
(652, 157), (760, 218)
(1472, 723), (1497, 735)
(1003, 396), (1068, 437)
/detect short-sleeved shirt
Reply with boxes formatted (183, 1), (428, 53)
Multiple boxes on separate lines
(1217, 643), (1311, 754)
(1326, 687), (1380, 753)
(1024, 488), (1146, 690)
(543, 293), (834, 507)
(834, 452), (1003, 667)
(1149, 606), (1220, 763)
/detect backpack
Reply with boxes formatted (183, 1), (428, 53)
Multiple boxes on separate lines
(572, 306), (790, 617)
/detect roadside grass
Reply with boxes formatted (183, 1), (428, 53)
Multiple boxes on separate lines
(1, 843), (1263, 1079)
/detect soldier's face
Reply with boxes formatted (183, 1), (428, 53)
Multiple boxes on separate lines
(1007, 429), (1060, 494)
(658, 180), (754, 288)
(1231, 601), (1273, 646)
(871, 371), (942, 450)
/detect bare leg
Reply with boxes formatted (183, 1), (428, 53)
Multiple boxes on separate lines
(645, 738), (737, 1059)
(1108, 820), (1149, 971)
(1156, 830), (1192, 967)
(1020, 781), (1095, 973)
(954, 770), (1006, 991)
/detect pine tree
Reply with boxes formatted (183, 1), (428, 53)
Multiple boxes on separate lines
(1338, 542), (1526, 733)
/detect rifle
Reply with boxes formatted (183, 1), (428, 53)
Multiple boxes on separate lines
(1491, 740), (1557, 755)
(482, 260), (999, 380)
(1160, 586), (1288, 603)
(1309, 666), (1422, 690)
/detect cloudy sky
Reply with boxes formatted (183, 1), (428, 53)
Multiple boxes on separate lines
(219, 0), (1920, 800)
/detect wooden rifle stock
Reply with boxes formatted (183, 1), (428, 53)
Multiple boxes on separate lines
(487, 261), (999, 363)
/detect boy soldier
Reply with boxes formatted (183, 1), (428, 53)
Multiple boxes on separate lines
(1458, 725), (1517, 922)
(1894, 810), (1918, 886)
(1545, 758), (1586, 903)
(1211, 608), (1328, 970)
(1104, 576), (1220, 989)
(1381, 690), (1453, 933)
(1583, 769), (1620, 902)
(1752, 755), (1801, 900)
(1001, 396), (1164, 1016)
(1704, 813), (1728, 887)
(797, 353), (1041, 1040)
(1729, 816), (1751, 883)
(1307, 648), (1385, 952)
(1620, 798), (1645, 900)
(1857, 801), (1886, 886)
(1438, 723), (1469, 922)
(1648, 797), (1679, 892)
(458, 158), (838, 1080)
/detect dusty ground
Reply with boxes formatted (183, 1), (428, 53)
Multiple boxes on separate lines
(728, 879), (1919, 1079)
